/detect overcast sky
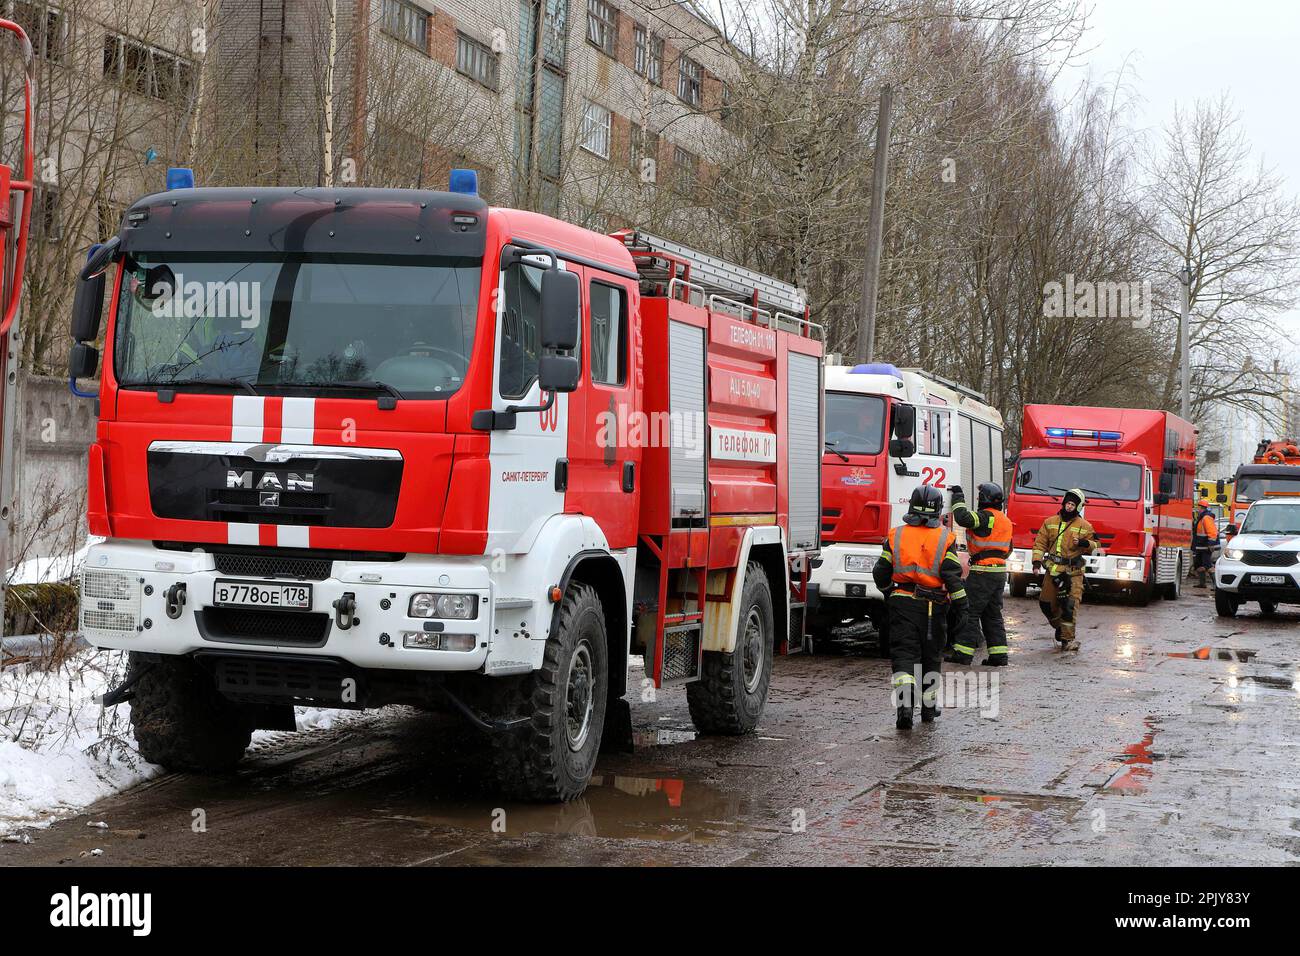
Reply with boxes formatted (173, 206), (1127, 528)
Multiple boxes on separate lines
(1064, 0), (1300, 343)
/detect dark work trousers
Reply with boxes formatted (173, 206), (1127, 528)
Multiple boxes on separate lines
(889, 593), (946, 710)
(949, 570), (1007, 662)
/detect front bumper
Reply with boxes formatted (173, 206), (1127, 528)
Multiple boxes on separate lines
(1215, 557), (1300, 601)
(810, 542), (885, 601)
(80, 541), (517, 672)
(1007, 548), (1146, 585)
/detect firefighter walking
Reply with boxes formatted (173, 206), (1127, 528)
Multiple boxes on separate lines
(1033, 488), (1095, 651)
(1192, 497), (1219, 588)
(945, 483), (1013, 666)
(873, 485), (968, 729)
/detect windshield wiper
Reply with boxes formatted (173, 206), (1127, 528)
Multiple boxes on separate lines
(824, 440), (849, 463)
(146, 377), (259, 395)
(1049, 483), (1123, 506)
(303, 380), (406, 402)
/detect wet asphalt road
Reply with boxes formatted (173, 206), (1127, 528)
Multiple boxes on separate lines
(6, 584), (1300, 866)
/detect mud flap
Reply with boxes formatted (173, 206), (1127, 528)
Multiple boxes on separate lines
(600, 696), (634, 754)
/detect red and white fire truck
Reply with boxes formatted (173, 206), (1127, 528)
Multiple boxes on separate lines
(69, 175), (822, 801)
(1005, 404), (1196, 605)
(808, 363), (1004, 641)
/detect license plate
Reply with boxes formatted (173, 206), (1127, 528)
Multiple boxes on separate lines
(1249, 574), (1286, 586)
(213, 579), (312, 610)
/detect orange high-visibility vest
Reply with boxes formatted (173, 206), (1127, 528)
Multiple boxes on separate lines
(969, 509), (1013, 568)
(1196, 512), (1218, 541)
(890, 524), (953, 589)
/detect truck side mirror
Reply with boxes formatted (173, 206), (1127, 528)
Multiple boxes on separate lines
(540, 268), (580, 351)
(539, 354), (579, 393)
(1158, 472), (1174, 495)
(888, 437), (915, 458)
(892, 402), (915, 440)
(79, 235), (120, 281)
(1153, 492), (1170, 506)
(71, 270), (107, 343)
(69, 342), (99, 381)
(1225, 524), (1238, 537)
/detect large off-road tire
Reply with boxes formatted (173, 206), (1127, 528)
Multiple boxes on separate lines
(1215, 589), (1239, 618)
(127, 652), (254, 772)
(1008, 574), (1029, 598)
(491, 581), (608, 802)
(688, 561), (773, 735)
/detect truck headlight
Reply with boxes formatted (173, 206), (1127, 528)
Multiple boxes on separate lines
(1116, 558), (1142, 571)
(81, 569), (141, 633)
(845, 555), (873, 572)
(1224, 548), (1245, 561)
(408, 592), (479, 620)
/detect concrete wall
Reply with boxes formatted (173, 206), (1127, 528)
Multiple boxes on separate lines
(13, 373), (95, 563)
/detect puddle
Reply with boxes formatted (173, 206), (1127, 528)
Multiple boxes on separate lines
(379, 774), (748, 842)
(1103, 716), (1163, 794)
(633, 729), (698, 747)
(1166, 647), (1258, 663)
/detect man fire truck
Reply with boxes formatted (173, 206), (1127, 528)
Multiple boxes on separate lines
(1005, 404), (1196, 606)
(0, 20), (34, 641)
(1228, 442), (1300, 531)
(808, 363), (1004, 649)
(68, 174), (823, 802)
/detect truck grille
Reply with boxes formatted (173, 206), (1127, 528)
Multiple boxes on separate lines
(198, 607), (331, 646)
(213, 552), (333, 580)
(1241, 550), (1297, 567)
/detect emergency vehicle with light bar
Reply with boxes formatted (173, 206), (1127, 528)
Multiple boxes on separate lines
(808, 363), (1003, 642)
(1005, 404), (1196, 605)
(1228, 441), (1300, 531)
(68, 172), (823, 801)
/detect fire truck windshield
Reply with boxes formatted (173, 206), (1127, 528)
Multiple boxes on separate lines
(1237, 474), (1300, 502)
(1015, 457), (1142, 502)
(824, 392), (885, 456)
(112, 253), (482, 398)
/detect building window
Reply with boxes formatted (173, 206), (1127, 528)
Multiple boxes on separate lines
(720, 82), (738, 130)
(629, 123), (657, 182)
(633, 25), (662, 85)
(580, 100), (611, 159)
(12, 2), (65, 62)
(102, 33), (193, 102)
(677, 55), (702, 107)
(586, 0), (617, 57)
(456, 32), (499, 89)
(672, 145), (698, 197)
(589, 281), (627, 386)
(382, 0), (429, 51)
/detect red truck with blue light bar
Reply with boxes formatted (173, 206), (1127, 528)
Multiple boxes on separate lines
(1005, 404), (1196, 605)
(68, 171), (822, 801)
(808, 362), (1004, 642)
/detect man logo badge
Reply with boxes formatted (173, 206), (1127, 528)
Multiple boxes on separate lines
(227, 469), (314, 492)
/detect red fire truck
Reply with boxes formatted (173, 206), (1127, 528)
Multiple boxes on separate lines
(68, 176), (822, 801)
(1005, 404), (1196, 605)
(0, 20), (34, 636)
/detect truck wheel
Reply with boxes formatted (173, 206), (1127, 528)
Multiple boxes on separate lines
(127, 652), (253, 772)
(1009, 574), (1029, 598)
(492, 581), (608, 802)
(1215, 590), (1239, 618)
(688, 561), (773, 735)
(1159, 554), (1183, 600)
(1259, 600), (1278, 617)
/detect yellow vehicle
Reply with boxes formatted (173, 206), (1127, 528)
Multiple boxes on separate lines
(1195, 478), (1232, 526)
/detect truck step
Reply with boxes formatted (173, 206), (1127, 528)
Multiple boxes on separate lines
(661, 622), (703, 684)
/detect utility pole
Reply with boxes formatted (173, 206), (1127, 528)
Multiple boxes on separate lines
(1178, 264), (1193, 420)
(855, 84), (893, 365)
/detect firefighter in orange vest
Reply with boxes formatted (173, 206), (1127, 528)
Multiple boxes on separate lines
(945, 482), (1013, 666)
(873, 485), (968, 729)
(1033, 488), (1095, 651)
(1192, 497), (1219, 588)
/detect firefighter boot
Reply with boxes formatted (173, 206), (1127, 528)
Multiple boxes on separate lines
(896, 706), (914, 730)
(921, 703), (940, 722)
(981, 645), (1009, 666)
(945, 643), (974, 665)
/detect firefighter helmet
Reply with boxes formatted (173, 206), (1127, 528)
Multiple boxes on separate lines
(905, 484), (945, 528)
(976, 482), (1004, 510)
(1061, 488), (1086, 516)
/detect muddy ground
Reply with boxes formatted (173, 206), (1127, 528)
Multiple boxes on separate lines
(5, 584), (1298, 866)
